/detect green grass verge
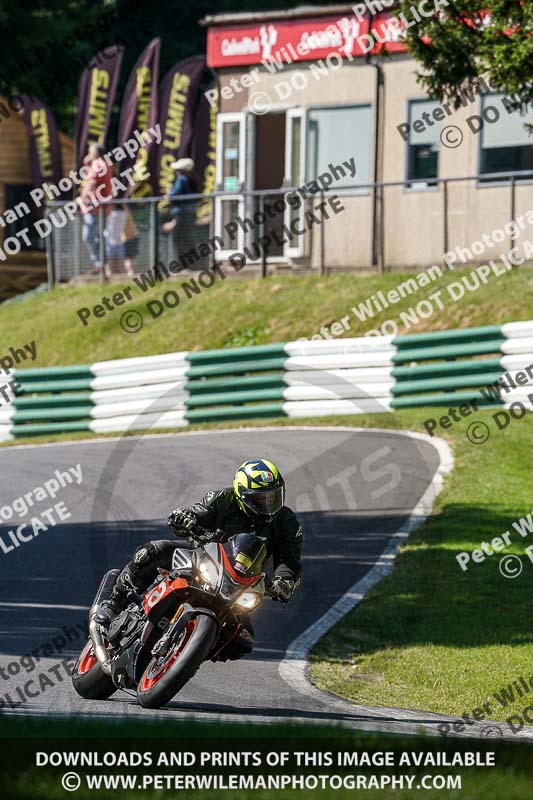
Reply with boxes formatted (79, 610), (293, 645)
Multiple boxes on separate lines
(308, 411), (533, 723)
(0, 269), (532, 367)
(2, 716), (533, 800)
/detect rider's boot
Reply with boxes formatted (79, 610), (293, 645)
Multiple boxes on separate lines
(99, 570), (139, 626)
(98, 544), (159, 626)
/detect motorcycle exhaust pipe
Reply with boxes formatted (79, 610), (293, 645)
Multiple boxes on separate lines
(89, 569), (120, 675)
(89, 617), (112, 674)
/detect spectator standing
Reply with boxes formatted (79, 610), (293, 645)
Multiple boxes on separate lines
(121, 206), (140, 277)
(104, 203), (127, 278)
(79, 143), (113, 274)
(163, 158), (199, 258)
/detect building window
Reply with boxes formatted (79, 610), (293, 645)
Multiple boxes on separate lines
(406, 99), (441, 187)
(479, 94), (533, 180)
(4, 185), (44, 251)
(307, 105), (371, 191)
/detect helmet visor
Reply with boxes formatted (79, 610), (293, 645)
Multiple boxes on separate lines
(241, 486), (284, 517)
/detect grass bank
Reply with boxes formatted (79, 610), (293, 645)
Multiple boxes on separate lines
(308, 410), (532, 723)
(0, 268), (532, 367)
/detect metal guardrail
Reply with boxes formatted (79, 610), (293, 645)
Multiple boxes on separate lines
(45, 169), (533, 285)
(4, 322), (531, 441)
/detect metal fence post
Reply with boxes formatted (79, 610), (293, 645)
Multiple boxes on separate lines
(45, 207), (55, 288)
(260, 194), (267, 278)
(74, 211), (80, 278)
(150, 200), (159, 272)
(510, 175), (517, 265)
(378, 184), (385, 273)
(210, 194), (216, 271)
(98, 205), (105, 284)
(319, 189), (325, 276)
(443, 179), (449, 255)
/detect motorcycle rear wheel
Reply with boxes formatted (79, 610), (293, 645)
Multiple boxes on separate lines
(71, 639), (116, 700)
(137, 615), (217, 709)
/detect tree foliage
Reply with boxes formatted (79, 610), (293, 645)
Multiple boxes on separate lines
(0, 0), (345, 134)
(9, 0), (532, 136)
(398, 0), (533, 107)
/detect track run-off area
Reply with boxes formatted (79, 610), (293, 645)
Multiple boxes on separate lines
(1, 426), (531, 741)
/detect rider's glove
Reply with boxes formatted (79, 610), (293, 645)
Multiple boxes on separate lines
(270, 576), (296, 604)
(193, 528), (222, 544)
(167, 507), (197, 533)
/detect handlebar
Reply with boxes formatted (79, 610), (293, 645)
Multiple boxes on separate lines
(126, 588), (145, 606)
(171, 524), (284, 602)
(184, 524), (221, 544)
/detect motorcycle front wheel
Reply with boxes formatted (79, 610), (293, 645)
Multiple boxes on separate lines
(137, 614), (217, 709)
(71, 639), (117, 700)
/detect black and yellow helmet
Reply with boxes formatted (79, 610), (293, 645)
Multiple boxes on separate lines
(233, 459), (285, 519)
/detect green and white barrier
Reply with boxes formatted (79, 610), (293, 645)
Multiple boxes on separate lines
(1, 320), (532, 440)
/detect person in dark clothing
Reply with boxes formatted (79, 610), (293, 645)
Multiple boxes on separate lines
(168, 158), (198, 215)
(162, 157), (199, 257)
(102, 459), (303, 660)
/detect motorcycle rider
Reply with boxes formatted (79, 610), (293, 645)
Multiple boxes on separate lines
(101, 459), (302, 660)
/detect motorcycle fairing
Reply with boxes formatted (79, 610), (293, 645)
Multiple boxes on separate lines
(219, 545), (262, 586)
(172, 548), (193, 571)
(143, 576), (189, 618)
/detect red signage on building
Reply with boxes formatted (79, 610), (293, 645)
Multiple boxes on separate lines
(207, 12), (407, 68)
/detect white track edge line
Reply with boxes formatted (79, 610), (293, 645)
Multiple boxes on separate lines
(0, 424), (436, 451)
(7, 425), (529, 738)
(278, 430), (462, 730)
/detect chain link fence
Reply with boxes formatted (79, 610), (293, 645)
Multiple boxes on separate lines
(46, 171), (533, 284)
(48, 195), (215, 283)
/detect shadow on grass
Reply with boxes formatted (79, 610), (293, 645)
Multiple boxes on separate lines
(313, 502), (533, 662)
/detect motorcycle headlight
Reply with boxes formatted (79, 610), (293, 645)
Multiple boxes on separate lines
(198, 557), (218, 588)
(235, 591), (261, 610)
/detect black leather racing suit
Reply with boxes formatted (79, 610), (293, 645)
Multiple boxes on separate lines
(109, 488), (303, 660)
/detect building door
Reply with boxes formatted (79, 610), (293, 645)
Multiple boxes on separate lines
(252, 111), (286, 259)
(215, 109), (307, 262)
(215, 112), (247, 259)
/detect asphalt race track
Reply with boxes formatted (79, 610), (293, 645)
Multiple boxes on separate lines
(1, 427), (530, 740)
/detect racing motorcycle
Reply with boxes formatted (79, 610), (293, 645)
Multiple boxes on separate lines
(72, 531), (271, 709)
